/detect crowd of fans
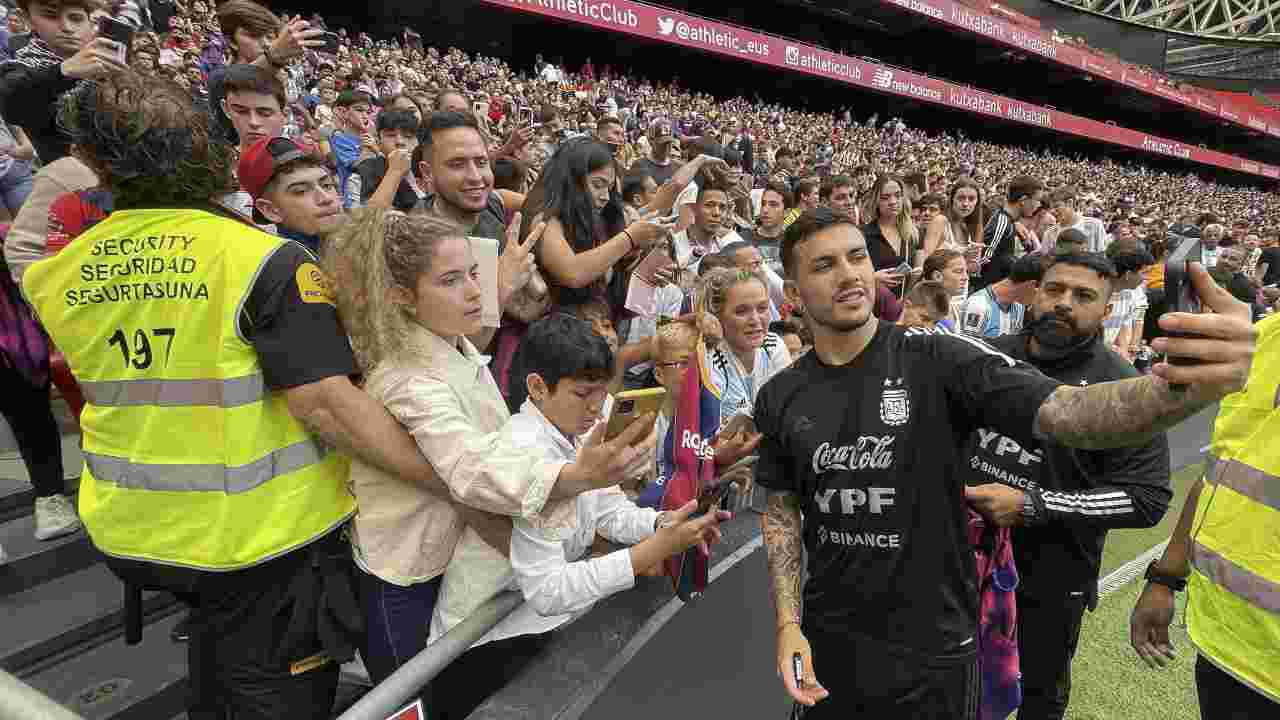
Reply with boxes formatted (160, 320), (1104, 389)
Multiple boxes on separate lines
(0, 0), (1275, 718)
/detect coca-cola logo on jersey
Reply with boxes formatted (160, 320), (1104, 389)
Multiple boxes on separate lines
(812, 436), (895, 474)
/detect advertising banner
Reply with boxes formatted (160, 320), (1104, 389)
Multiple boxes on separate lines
(872, 0), (1280, 139)
(481, 0), (1276, 178)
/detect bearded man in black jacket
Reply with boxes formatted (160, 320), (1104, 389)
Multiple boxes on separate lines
(964, 253), (1173, 720)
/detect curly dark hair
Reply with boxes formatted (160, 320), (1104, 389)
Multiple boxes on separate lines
(58, 72), (235, 210)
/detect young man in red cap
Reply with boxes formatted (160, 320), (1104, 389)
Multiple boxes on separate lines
(239, 136), (344, 255)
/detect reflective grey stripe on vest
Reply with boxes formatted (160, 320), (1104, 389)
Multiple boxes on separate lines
(1193, 541), (1280, 614)
(1206, 453), (1280, 513)
(79, 374), (266, 408)
(83, 439), (327, 495)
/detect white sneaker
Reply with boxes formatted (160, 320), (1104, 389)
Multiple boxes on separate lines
(34, 494), (82, 541)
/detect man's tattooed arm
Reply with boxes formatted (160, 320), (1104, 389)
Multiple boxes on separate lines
(762, 490), (804, 628)
(1035, 375), (1209, 451)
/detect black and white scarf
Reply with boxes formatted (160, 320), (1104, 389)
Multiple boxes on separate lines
(4, 37), (63, 71)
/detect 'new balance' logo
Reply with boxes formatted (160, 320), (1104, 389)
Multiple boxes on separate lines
(873, 69), (893, 89)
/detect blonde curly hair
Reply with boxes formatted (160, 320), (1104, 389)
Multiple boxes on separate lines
(697, 267), (768, 321)
(322, 208), (467, 373)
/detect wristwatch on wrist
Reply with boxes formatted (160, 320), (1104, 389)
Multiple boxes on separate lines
(1020, 490), (1041, 526)
(1144, 562), (1188, 592)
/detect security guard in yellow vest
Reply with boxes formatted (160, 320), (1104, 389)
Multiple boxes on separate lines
(1131, 312), (1280, 717)
(17, 72), (463, 720)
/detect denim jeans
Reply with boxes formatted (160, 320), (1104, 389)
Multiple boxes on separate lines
(358, 570), (442, 688)
(0, 163), (33, 216)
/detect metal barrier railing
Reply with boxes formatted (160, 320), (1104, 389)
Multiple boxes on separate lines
(336, 591), (525, 720)
(0, 591), (523, 720)
(0, 669), (85, 720)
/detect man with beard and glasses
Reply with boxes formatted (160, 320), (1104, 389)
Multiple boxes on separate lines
(963, 253), (1173, 720)
(756, 207), (1253, 718)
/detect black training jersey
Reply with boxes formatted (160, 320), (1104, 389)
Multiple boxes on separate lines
(754, 322), (1061, 661)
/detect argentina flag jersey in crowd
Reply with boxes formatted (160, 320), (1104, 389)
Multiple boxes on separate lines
(754, 323), (1060, 662)
(704, 331), (792, 428)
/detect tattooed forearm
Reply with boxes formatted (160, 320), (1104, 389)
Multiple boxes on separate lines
(1035, 375), (1208, 451)
(762, 490), (804, 627)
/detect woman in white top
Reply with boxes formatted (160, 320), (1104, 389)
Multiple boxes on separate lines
(922, 175), (986, 275)
(697, 267), (792, 428)
(321, 210), (655, 692)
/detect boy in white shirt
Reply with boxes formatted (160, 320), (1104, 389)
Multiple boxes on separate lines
(430, 315), (729, 717)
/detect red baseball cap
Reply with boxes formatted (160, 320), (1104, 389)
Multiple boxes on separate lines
(238, 137), (309, 203)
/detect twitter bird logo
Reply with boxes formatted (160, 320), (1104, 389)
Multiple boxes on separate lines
(657, 16), (675, 35)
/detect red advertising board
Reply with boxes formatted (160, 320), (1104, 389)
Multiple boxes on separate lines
(873, 0), (1280, 140)
(479, 0), (1276, 178)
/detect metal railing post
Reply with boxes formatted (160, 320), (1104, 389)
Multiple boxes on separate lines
(337, 591), (525, 720)
(0, 670), (85, 720)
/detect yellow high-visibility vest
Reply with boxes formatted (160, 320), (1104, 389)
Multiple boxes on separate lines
(23, 209), (354, 571)
(1188, 313), (1280, 702)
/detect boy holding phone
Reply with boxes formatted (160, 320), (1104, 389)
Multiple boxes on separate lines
(0, 0), (127, 164)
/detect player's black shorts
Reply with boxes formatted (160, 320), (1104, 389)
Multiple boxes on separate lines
(797, 624), (979, 720)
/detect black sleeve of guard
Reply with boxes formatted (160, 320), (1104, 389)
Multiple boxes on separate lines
(1037, 433), (1173, 530)
(240, 242), (358, 390)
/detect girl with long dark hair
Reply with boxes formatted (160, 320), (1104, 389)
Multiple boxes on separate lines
(923, 176), (986, 276)
(520, 137), (665, 310)
(520, 137), (726, 313)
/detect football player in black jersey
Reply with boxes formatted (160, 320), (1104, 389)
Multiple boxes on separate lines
(758, 207), (1255, 717)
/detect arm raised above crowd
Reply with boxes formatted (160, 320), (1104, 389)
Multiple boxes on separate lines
(1035, 264), (1256, 450)
(641, 154), (730, 217)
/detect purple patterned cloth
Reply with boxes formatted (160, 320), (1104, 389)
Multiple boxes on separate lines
(969, 510), (1022, 720)
(0, 226), (50, 387)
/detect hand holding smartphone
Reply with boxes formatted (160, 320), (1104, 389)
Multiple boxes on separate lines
(605, 388), (666, 441)
(1162, 236), (1203, 391)
(98, 16), (134, 64)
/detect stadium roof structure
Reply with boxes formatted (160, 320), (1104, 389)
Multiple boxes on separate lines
(1049, 0), (1280, 42)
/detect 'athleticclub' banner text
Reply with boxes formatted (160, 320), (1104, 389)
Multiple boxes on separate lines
(872, 0), (1280, 139)
(481, 0), (1276, 179)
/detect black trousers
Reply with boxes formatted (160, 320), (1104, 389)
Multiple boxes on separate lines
(1196, 653), (1279, 720)
(800, 625), (980, 719)
(104, 531), (354, 720)
(1015, 589), (1088, 720)
(0, 366), (63, 497)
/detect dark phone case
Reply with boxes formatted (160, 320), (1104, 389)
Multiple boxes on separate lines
(1163, 236), (1203, 389)
(98, 17), (134, 48)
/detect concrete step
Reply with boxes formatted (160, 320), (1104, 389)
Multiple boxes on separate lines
(0, 511), (96, 598)
(2, 563), (182, 675)
(22, 611), (188, 720)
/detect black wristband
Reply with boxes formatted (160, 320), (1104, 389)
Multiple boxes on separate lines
(1144, 562), (1188, 592)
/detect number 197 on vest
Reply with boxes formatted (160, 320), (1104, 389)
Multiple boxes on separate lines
(107, 327), (176, 370)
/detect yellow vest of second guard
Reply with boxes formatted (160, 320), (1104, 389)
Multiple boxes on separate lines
(1187, 312), (1280, 703)
(22, 208), (354, 571)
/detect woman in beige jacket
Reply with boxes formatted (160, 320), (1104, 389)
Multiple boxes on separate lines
(322, 209), (654, 695)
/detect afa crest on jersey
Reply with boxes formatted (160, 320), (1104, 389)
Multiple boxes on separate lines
(880, 378), (910, 427)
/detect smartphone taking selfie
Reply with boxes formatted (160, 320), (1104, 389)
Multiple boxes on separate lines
(98, 16), (134, 63)
(1162, 235), (1203, 389)
(320, 31), (341, 55)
